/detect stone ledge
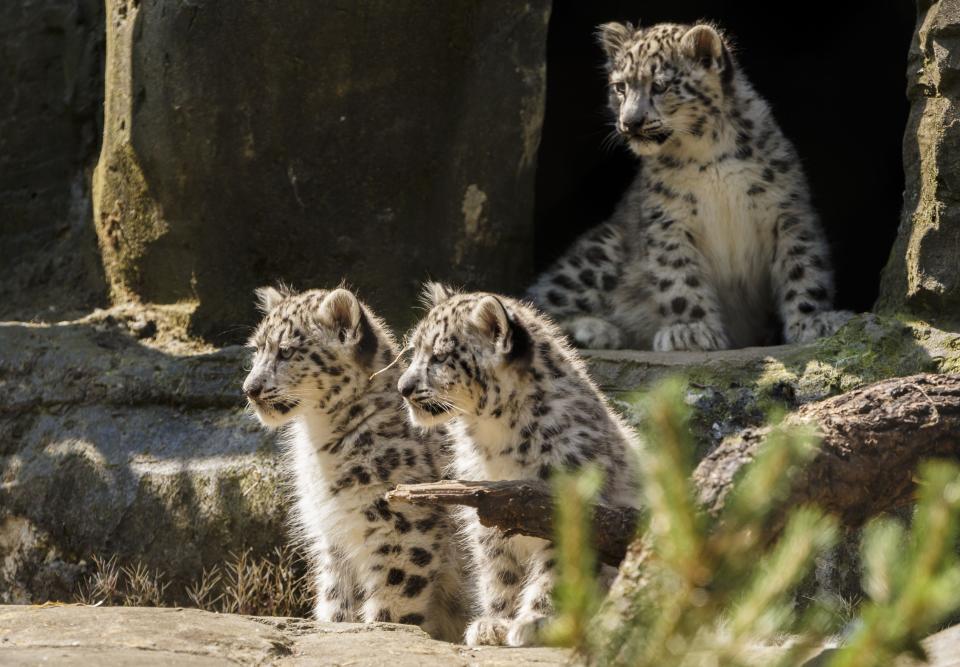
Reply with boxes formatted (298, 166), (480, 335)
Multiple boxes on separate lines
(3, 605), (959, 666)
(0, 605), (570, 666)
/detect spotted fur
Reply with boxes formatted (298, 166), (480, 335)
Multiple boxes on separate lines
(528, 21), (853, 350)
(242, 286), (466, 641)
(397, 284), (640, 646)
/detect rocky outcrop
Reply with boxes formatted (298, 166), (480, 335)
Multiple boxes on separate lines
(3, 605), (960, 666)
(0, 605), (569, 666)
(877, 0), (960, 322)
(92, 0), (550, 343)
(3, 310), (957, 605)
(0, 309), (283, 604)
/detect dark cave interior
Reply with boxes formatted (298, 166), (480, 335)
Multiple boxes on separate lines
(534, 1), (916, 314)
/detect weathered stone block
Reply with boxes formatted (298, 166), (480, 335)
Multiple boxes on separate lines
(878, 0), (960, 322)
(93, 0), (550, 343)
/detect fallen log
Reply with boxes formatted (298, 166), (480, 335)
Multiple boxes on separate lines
(386, 480), (640, 567)
(388, 373), (960, 566)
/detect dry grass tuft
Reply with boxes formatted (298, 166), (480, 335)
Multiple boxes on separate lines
(75, 545), (311, 617)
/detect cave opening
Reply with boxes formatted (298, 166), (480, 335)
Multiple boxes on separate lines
(534, 1), (916, 315)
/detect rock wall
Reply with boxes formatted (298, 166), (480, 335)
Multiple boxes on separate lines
(877, 0), (960, 322)
(93, 0), (550, 343)
(3, 311), (957, 605)
(0, 0), (107, 321)
(0, 312), (283, 604)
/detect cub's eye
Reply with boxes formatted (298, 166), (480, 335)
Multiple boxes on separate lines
(651, 80), (669, 95)
(278, 346), (295, 360)
(431, 352), (448, 365)
(613, 81), (627, 96)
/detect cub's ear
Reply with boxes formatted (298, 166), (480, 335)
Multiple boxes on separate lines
(254, 286), (289, 314)
(680, 24), (726, 69)
(471, 296), (511, 351)
(596, 21), (635, 60)
(421, 282), (457, 308)
(318, 288), (362, 341)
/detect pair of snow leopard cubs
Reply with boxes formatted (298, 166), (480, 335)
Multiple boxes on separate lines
(241, 21), (851, 646)
(243, 282), (639, 645)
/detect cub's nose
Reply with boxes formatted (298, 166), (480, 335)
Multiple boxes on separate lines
(398, 374), (418, 398)
(243, 381), (263, 400)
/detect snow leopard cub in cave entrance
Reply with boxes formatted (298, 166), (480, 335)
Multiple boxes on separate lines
(528, 21), (853, 351)
(397, 284), (641, 646)
(242, 285), (465, 642)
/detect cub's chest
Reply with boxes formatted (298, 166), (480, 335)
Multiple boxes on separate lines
(663, 161), (775, 286)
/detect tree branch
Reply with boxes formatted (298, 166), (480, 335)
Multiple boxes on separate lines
(387, 480), (640, 567)
(389, 373), (960, 566)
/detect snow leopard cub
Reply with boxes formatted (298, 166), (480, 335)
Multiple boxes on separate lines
(397, 284), (640, 646)
(528, 21), (853, 351)
(243, 285), (465, 642)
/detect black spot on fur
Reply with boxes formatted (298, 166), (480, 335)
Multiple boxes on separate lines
(498, 570), (520, 586)
(409, 547), (433, 567)
(374, 498), (392, 521)
(375, 609), (392, 622)
(374, 448), (401, 481)
(788, 266), (805, 281)
(402, 575), (429, 598)
(547, 291), (568, 307)
(690, 305), (705, 319)
(386, 568), (405, 585)
(798, 302), (816, 314)
(350, 466), (371, 485)
(415, 514), (438, 533)
(552, 274), (576, 290)
(398, 613), (425, 626)
(671, 297), (688, 315)
(394, 513), (412, 534)
(585, 246), (609, 264)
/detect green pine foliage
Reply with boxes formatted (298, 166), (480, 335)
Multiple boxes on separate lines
(549, 380), (960, 667)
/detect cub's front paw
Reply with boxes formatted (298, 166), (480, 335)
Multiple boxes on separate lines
(565, 316), (624, 349)
(784, 310), (854, 344)
(506, 614), (548, 647)
(653, 322), (729, 352)
(465, 616), (510, 646)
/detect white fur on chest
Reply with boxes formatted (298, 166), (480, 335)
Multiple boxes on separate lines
(286, 419), (386, 560)
(447, 417), (522, 481)
(669, 162), (774, 292)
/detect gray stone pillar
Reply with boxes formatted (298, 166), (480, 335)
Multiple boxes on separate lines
(878, 0), (960, 321)
(94, 1), (550, 342)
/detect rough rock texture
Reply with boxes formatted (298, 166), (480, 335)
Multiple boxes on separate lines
(0, 312), (282, 604)
(0, 0), (107, 321)
(0, 606), (569, 666)
(877, 0), (960, 322)
(92, 0), (550, 343)
(2, 606), (959, 666)
(589, 313), (960, 459)
(3, 311), (957, 605)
